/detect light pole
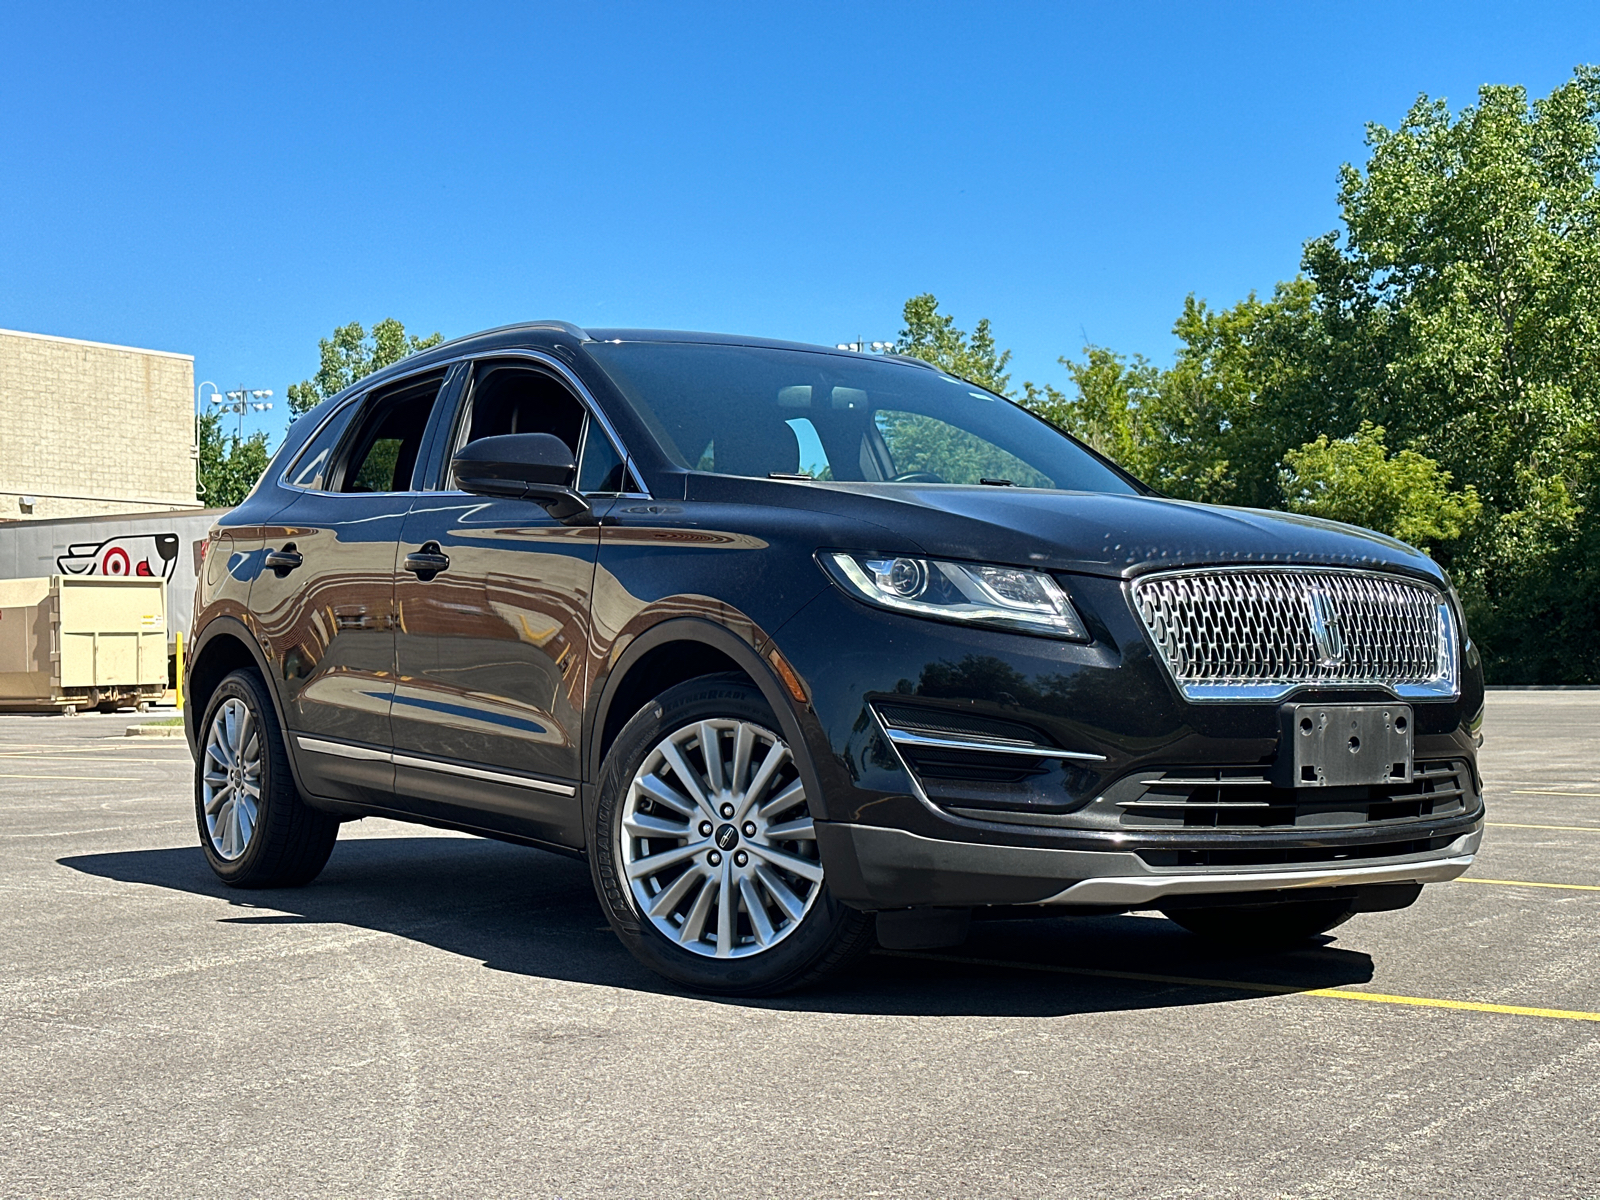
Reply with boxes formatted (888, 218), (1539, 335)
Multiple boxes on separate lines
(835, 339), (895, 354)
(211, 387), (274, 440)
(193, 381), (220, 501)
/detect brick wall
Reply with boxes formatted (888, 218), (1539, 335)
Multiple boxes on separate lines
(0, 328), (199, 521)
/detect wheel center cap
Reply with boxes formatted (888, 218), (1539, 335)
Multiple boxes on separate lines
(714, 824), (739, 851)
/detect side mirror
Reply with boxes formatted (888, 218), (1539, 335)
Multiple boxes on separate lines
(451, 433), (595, 524)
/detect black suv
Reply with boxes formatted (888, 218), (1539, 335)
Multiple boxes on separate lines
(185, 322), (1484, 994)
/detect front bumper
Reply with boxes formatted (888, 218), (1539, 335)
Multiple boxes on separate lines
(774, 571), (1487, 914)
(816, 819), (1482, 910)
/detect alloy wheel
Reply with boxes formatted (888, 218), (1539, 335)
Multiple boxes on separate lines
(621, 718), (822, 958)
(201, 697), (262, 861)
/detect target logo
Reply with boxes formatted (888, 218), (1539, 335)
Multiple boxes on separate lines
(57, 534), (180, 581)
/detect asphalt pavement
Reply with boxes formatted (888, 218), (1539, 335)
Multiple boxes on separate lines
(2, 693), (1597, 1199)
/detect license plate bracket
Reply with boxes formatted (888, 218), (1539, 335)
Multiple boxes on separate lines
(1276, 703), (1414, 788)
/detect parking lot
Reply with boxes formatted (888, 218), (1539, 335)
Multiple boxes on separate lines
(1, 693), (1597, 1199)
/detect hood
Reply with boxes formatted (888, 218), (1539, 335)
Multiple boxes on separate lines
(686, 475), (1445, 584)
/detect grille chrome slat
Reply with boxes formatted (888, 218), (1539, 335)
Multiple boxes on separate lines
(1112, 759), (1471, 831)
(1130, 567), (1458, 702)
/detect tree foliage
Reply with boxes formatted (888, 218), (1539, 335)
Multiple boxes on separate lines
(196, 412), (271, 509)
(886, 67), (1600, 680)
(286, 318), (444, 415)
(896, 293), (1013, 395)
(1281, 422), (1482, 554)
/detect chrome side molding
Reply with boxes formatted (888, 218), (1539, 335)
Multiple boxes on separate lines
(295, 736), (577, 797)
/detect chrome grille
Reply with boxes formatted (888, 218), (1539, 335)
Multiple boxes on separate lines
(1130, 568), (1457, 701)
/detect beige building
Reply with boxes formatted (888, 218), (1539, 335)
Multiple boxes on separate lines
(0, 327), (199, 521)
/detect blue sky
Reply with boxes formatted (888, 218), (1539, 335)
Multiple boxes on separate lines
(2, 1), (1595, 445)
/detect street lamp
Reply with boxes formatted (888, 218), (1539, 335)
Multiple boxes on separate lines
(211, 387), (274, 440)
(193, 381), (220, 500)
(834, 339), (895, 354)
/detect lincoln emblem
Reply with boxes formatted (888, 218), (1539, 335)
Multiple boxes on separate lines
(1306, 588), (1346, 667)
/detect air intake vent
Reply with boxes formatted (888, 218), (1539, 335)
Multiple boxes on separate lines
(871, 702), (1103, 814)
(1114, 759), (1470, 831)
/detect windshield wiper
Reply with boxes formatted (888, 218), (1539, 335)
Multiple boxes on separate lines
(980, 477), (1015, 487)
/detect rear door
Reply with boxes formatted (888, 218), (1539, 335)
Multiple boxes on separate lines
(389, 355), (630, 847)
(251, 368), (454, 806)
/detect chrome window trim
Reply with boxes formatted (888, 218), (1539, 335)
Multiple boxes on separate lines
(275, 348), (651, 500)
(1128, 565), (1461, 704)
(295, 735), (577, 797)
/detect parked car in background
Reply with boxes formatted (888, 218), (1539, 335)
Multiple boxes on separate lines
(184, 322), (1485, 995)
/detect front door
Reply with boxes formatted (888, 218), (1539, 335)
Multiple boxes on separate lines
(390, 358), (625, 848)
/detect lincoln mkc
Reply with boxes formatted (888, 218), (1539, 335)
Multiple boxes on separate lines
(185, 322), (1485, 994)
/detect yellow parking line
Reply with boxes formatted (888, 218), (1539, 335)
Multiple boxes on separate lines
(1509, 789), (1600, 798)
(875, 951), (1600, 1023)
(1487, 822), (1600, 833)
(1457, 877), (1600, 892)
(1302, 990), (1600, 1022)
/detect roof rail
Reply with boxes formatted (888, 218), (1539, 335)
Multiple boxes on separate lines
(882, 352), (941, 372)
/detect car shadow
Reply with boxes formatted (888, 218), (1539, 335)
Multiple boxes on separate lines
(59, 834), (1375, 1017)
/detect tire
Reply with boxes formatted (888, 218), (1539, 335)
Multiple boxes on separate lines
(1161, 898), (1357, 949)
(194, 668), (339, 887)
(590, 674), (874, 996)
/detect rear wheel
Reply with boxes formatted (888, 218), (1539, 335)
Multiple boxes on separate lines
(591, 675), (873, 995)
(195, 669), (339, 887)
(1162, 898), (1356, 948)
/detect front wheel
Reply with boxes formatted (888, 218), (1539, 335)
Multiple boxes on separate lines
(1161, 898), (1356, 949)
(590, 675), (873, 996)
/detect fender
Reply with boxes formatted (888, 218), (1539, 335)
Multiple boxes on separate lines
(583, 615), (834, 826)
(184, 615), (326, 806)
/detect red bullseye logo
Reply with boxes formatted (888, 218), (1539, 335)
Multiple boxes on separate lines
(101, 547), (131, 576)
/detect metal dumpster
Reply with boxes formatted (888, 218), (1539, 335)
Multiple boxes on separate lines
(0, 575), (167, 712)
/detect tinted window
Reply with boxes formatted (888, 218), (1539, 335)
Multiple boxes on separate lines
(577, 422), (627, 494)
(444, 362), (591, 490)
(285, 402), (360, 491)
(583, 342), (1138, 494)
(463, 364), (584, 451)
(339, 373), (444, 493)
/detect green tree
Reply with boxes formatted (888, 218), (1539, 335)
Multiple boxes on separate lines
(895, 293), (1013, 395)
(1280, 422), (1482, 555)
(1300, 69), (1600, 676)
(196, 412), (271, 508)
(286, 318), (444, 415)
(1019, 66), (1600, 680)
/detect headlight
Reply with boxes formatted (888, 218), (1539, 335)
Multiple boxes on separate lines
(819, 551), (1090, 641)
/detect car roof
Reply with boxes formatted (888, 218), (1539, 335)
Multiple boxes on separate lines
(344, 321), (940, 402)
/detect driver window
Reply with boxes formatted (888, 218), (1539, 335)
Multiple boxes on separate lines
(462, 364), (585, 449)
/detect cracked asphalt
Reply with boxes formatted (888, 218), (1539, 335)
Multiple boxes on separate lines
(2, 692), (1598, 1199)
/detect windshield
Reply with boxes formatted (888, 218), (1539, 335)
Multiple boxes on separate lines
(583, 341), (1139, 494)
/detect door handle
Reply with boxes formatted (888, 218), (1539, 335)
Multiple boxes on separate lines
(403, 542), (450, 581)
(264, 545), (303, 577)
